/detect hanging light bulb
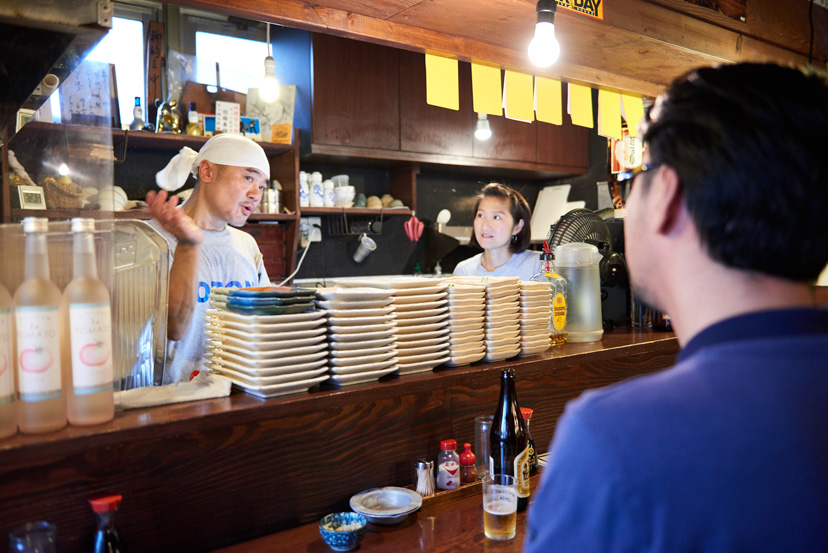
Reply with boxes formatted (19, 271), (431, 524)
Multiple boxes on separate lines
(475, 113), (492, 141)
(259, 23), (280, 103)
(528, 0), (561, 68)
(58, 163), (70, 176)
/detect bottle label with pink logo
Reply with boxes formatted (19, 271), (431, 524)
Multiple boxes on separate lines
(15, 305), (62, 401)
(437, 460), (460, 490)
(69, 302), (113, 394)
(0, 308), (13, 405)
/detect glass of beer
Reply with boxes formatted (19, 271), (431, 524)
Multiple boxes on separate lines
(482, 474), (517, 540)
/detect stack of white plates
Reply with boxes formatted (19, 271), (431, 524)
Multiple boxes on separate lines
(442, 281), (486, 367)
(335, 278), (450, 375)
(316, 286), (400, 386)
(518, 281), (553, 357)
(203, 307), (329, 398)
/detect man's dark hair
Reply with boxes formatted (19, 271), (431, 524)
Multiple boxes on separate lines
(468, 182), (532, 253)
(642, 63), (828, 281)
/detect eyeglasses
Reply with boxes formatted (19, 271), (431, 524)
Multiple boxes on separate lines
(616, 163), (660, 202)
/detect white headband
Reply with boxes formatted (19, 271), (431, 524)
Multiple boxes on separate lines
(155, 133), (270, 191)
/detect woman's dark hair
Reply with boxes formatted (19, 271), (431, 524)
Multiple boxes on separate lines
(642, 63), (828, 281)
(468, 183), (532, 254)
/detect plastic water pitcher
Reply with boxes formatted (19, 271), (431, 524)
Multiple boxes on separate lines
(553, 243), (604, 342)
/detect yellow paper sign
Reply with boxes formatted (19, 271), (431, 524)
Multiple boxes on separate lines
(535, 76), (562, 125)
(425, 54), (459, 111)
(471, 62), (503, 116)
(557, 0), (604, 20)
(621, 94), (646, 137)
(504, 71), (534, 122)
(568, 83), (594, 128)
(598, 89), (622, 140)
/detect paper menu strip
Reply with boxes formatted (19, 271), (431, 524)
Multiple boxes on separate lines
(503, 71), (534, 122)
(621, 94), (646, 137)
(471, 62), (503, 115)
(568, 83), (594, 128)
(535, 76), (562, 125)
(425, 54), (459, 110)
(598, 89), (622, 139)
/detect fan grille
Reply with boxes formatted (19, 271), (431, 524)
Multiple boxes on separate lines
(547, 208), (612, 248)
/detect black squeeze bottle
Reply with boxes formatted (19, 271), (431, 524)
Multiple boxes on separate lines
(489, 368), (531, 511)
(89, 494), (126, 553)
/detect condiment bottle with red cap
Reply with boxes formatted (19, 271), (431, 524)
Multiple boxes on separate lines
(436, 439), (460, 490)
(89, 494), (126, 553)
(459, 443), (478, 484)
(521, 407), (538, 475)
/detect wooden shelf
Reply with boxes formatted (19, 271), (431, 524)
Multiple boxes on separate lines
(12, 208), (152, 221)
(300, 206), (412, 216)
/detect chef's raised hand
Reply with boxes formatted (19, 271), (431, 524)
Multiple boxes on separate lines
(146, 190), (204, 247)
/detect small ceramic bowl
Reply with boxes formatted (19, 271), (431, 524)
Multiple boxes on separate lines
(318, 512), (367, 551)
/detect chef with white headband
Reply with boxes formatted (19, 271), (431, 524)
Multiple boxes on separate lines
(147, 133), (272, 384)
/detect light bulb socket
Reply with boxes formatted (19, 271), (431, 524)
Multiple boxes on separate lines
(536, 0), (557, 24)
(264, 56), (276, 75)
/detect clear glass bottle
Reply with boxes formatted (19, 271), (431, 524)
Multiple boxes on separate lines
(129, 97), (145, 131)
(185, 101), (204, 136)
(530, 252), (568, 346)
(436, 439), (460, 490)
(89, 494), (126, 553)
(490, 368), (530, 511)
(520, 407), (538, 475)
(63, 219), (114, 426)
(0, 282), (16, 439)
(13, 217), (66, 434)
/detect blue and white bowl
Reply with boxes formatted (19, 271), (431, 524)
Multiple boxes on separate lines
(318, 512), (368, 551)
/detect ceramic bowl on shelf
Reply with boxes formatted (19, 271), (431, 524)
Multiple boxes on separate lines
(318, 512), (367, 551)
(334, 185), (356, 207)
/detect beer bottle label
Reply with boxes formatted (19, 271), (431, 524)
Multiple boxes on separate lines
(514, 446), (530, 498)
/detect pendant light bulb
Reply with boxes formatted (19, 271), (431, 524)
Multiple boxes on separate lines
(58, 162), (70, 176)
(475, 113), (492, 141)
(528, 0), (560, 68)
(260, 56), (280, 103)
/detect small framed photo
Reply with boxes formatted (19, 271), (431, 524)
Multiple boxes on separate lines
(15, 109), (36, 132)
(240, 117), (261, 141)
(11, 185), (47, 210)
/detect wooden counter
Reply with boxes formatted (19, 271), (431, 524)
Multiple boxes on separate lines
(0, 329), (677, 553)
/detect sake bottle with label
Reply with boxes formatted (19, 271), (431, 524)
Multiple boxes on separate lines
(13, 217), (66, 433)
(489, 368), (531, 511)
(63, 219), (114, 425)
(0, 281), (16, 438)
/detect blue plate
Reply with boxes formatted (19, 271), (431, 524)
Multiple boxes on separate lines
(224, 286), (317, 298)
(224, 302), (316, 315)
(226, 295), (316, 307)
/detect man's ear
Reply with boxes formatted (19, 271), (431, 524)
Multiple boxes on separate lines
(198, 160), (216, 183)
(652, 166), (689, 237)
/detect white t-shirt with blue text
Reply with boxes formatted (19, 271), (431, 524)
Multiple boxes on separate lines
(452, 250), (540, 281)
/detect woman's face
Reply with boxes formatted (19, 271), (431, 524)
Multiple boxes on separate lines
(473, 196), (523, 252)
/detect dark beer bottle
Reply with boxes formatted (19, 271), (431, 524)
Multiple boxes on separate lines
(489, 368), (530, 511)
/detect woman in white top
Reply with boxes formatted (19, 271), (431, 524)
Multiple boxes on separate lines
(453, 183), (540, 281)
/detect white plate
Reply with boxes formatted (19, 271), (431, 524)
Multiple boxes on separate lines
(350, 486), (423, 521)
(521, 314), (551, 326)
(397, 349), (450, 364)
(329, 328), (397, 342)
(329, 357), (398, 374)
(328, 314), (396, 327)
(317, 298), (394, 310)
(520, 280), (553, 291)
(449, 321), (485, 334)
(393, 299), (447, 312)
(483, 349), (520, 362)
(206, 315), (326, 334)
(394, 313), (448, 327)
(205, 354), (328, 377)
(448, 310), (486, 322)
(207, 365), (329, 386)
(447, 297), (485, 307)
(394, 306), (449, 320)
(450, 342), (486, 355)
(330, 344), (396, 358)
(445, 281), (487, 294)
(232, 374), (329, 398)
(330, 336), (397, 350)
(392, 292), (447, 305)
(397, 356), (451, 375)
(333, 278), (439, 290)
(520, 300), (552, 311)
(329, 366), (399, 386)
(328, 321), (397, 335)
(394, 335), (449, 349)
(486, 290), (521, 302)
(393, 283), (448, 296)
(207, 308), (325, 324)
(396, 342), (450, 356)
(520, 289), (552, 298)
(441, 350), (486, 367)
(203, 325), (328, 346)
(519, 342), (551, 357)
(316, 287), (394, 301)
(206, 347), (328, 368)
(395, 321), (447, 335)
(395, 326), (450, 342)
(485, 338), (521, 350)
(449, 336), (485, 349)
(521, 336), (552, 348)
(324, 306), (395, 318)
(204, 332), (327, 356)
(329, 351), (398, 367)
(486, 312), (521, 324)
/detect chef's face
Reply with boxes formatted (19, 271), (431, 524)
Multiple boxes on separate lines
(203, 163), (267, 227)
(473, 196), (523, 252)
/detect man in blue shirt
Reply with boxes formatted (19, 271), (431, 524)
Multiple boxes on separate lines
(524, 63), (828, 552)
